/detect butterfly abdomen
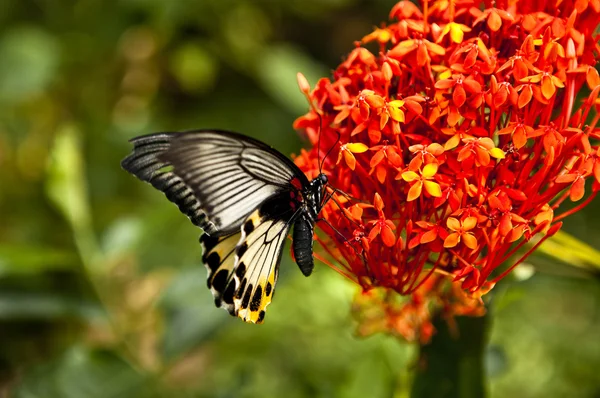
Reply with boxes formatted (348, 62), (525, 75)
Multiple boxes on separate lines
(292, 214), (315, 277)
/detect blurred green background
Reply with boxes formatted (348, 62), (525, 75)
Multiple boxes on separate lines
(0, 0), (599, 397)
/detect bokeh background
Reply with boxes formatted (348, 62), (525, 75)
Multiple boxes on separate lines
(1, 0), (599, 397)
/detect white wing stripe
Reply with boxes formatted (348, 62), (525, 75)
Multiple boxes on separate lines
(209, 181), (267, 211)
(202, 175), (252, 197)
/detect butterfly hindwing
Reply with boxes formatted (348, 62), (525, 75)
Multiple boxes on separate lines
(200, 232), (240, 315)
(121, 130), (309, 236)
(200, 192), (299, 323)
(233, 194), (297, 323)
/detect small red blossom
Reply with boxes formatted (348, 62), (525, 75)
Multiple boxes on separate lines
(293, 0), (600, 341)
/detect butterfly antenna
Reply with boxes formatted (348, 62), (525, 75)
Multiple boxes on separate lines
(317, 111), (323, 174)
(319, 128), (340, 174)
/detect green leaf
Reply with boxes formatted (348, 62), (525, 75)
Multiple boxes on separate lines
(45, 124), (101, 270)
(0, 244), (78, 276)
(254, 44), (329, 114)
(538, 230), (600, 272)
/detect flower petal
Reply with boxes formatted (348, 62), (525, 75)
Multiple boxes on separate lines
(407, 181), (423, 201)
(462, 233), (478, 249)
(374, 192), (384, 211)
(344, 150), (356, 170)
(541, 75), (556, 99)
(421, 229), (439, 243)
(401, 170), (419, 182)
(346, 143), (369, 153)
(388, 106), (405, 122)
(370, 150), (385, 167)
(446, 217), (461, 231)
(423, 162), (439, 177)
(443, 233), (460, 248)
(381, 225), (396, 247)
(570, 177), (585, 201)
(488, 10), (502, 31)
(424, 180), (442, 197)
(462, 216), (478, 230)
(489, 147), (505, 159)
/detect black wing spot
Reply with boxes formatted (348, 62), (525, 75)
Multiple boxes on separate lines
(244, 219), (255, 234)
(241, 288), (252, 310)
(222, 281), (236, 304)
(265, 282), (272, 296)
(250, 285), (262, 312)
(235, 278), (247, 299)
(235, 262), (246, 278)
(205, 252), (221, 272)
(257, 310), (266, 323)
(211, 269), (229, 293)
(237, 242), (248, 258)
(201, 234), (219, 252)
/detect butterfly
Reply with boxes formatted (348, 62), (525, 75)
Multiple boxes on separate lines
(121, 130), (330, 323)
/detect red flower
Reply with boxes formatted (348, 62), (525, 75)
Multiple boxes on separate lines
(293, 0), (600, 340)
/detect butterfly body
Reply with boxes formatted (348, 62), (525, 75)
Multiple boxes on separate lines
(122, 130), (328, 323)
(291, 174), (327, 276)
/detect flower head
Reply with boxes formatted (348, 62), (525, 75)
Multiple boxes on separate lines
(293, 0), (600, 340)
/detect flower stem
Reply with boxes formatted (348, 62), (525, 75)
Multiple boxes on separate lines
(410, 314), (489, 398)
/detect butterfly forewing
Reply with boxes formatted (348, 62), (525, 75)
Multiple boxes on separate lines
(121, 130), (309, 235)
(120, 134), (211, 231)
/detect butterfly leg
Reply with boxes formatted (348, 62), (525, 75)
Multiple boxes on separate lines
(318, 189), (371, 279)
(321, 189), (363, 230)
(326, 186), (368, 204)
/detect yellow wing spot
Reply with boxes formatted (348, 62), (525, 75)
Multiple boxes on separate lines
(236, 276), (275, 324)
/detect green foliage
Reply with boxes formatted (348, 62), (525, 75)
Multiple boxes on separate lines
(0, 0), (599, 397)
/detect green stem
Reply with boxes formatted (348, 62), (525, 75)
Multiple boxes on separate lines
(411, 314), (489, 398)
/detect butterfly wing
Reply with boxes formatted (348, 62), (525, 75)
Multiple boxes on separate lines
(200, 193), (298, 323)
(200, 232), (241, 315)
(121, 130), (309, 236)
(233, 195), (296, 323)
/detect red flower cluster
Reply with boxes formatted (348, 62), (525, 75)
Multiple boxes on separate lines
(352, 274), (485, 344)
(293, 0), (600, 337)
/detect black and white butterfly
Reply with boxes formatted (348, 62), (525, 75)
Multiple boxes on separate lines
(121, 130), (329, 323)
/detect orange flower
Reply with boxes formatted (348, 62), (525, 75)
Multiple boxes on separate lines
(443, 217), (478, 249)
(336, 142), (369, 170)
(399, 163), (443, 201)
(438, 22), (472, 44)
